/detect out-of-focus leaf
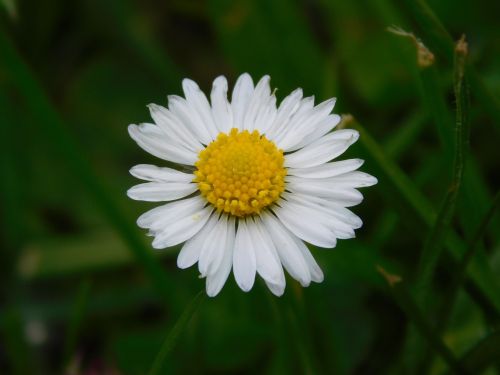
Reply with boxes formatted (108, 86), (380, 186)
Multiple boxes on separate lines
(458, 331), (500, 374)
(0, 30), (174, 303)
(209, 0), (324, 96)
(148, 291), (204, 375)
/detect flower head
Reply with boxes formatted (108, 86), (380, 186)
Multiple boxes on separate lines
(128, 73), (377, 296)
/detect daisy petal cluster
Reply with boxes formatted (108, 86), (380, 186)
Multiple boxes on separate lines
(127, 73), (377, 297)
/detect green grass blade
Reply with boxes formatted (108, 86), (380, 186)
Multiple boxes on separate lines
(148, 291), (205, 375)
(376, 266), (463, 374)
(0, 308), (32, 375)
(17, 231), (176, 280)
(93, 0), (183, 88)
(0, 30), (173, 303)
(417, 36), (469, 298)
(63, 280), (92, 368)
(457, 331), (500, 374)
(384, 110), (428, 160)
(439, 191), (500, 332)
(209, 0), (324, 95)
(346, 117), (500, 314)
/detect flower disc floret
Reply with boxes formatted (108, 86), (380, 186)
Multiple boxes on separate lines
(195, 128), (286, 217)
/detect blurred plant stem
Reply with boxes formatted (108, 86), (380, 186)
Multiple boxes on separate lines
(344, 115), (500, 314)
(267, 284), (321, 375)
(63, 279), (92, 370)
(0, 29), (174, 304)
(148, 290), (204, 375)
(456, 330), (500, 374)
(94, 0), (183, 88)
(0, 308), (32, 375)
(416, 35), (470, 305)
(384, 110), (428, 160)
(438, 191), (500, 333)
(376, 266), (464, 374)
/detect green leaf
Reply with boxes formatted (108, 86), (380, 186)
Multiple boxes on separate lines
(458, 331), (500, 374)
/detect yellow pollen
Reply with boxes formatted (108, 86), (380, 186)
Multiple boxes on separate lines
(194, 128), (287, 217)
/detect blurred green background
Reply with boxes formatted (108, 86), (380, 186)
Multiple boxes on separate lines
(1, 0), (499, 374)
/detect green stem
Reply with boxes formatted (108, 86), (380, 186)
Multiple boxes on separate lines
(416, 40), (470, 296)
(377, 266), (464, 374)
(63, 280), (92, 368)
(438, 191), (500, 332)
(348, 118), (500, 315)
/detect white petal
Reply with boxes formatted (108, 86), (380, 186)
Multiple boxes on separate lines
(287, 171), (376, 190)
(279, 194), (357, 240)
(210, 76), (233, 133)
(182, 78), (219, 140)
(253, 94), (277, 134)
(284, 129), (359, 168)
(243, 75), (271, 131)
(136, 195), (204, 230)
(130, 164), (194, 183)
(232, 219), (256, 292)
(322, 171), (378, 188)
(177, 213), (219, 269)
(261, 212), (311, 286)
(231, 73), (254, 131)
(148, 104), (203, 152)
(168, 95), (212, 145)
(265, 88), (303, 140)
(273, 202), (337, 248)
(206, 217), (236, 297)
(288, 159), (364, 179)
(127, 182), (197, 202)
(286, 181), (364, 207)
(283, 192), (363, 229)
(291, 235), (324, 283)
(276, 98), (335, 151)
(265, 281), (286, 297)
(128, 124), (197, 165)
(198, 214), (228, 277)
(247, 218), (285, 287)
(152, 206), (213, 249)
(292, 114), (341, 150)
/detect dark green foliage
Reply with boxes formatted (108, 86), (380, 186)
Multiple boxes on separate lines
(0, 0), (499, 373)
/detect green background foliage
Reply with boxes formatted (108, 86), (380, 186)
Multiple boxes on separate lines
(1, 0), (499, 373)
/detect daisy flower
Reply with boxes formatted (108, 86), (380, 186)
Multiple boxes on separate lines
(127, 73), (377, 297)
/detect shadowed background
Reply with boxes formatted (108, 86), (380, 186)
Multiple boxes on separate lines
(1, 0), (499, 374)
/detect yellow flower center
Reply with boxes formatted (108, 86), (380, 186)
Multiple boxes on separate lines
(194, 128), (286, 217)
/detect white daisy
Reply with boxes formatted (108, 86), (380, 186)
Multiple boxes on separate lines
(127, 73), (377, 297)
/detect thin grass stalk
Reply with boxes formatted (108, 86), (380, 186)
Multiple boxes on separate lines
(345, 117), (500, 315)
(376, 266), (464, 374)
(438, 191), (500, 333)
(63, 280), (92, 369)
(401, 0), (500, 131)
